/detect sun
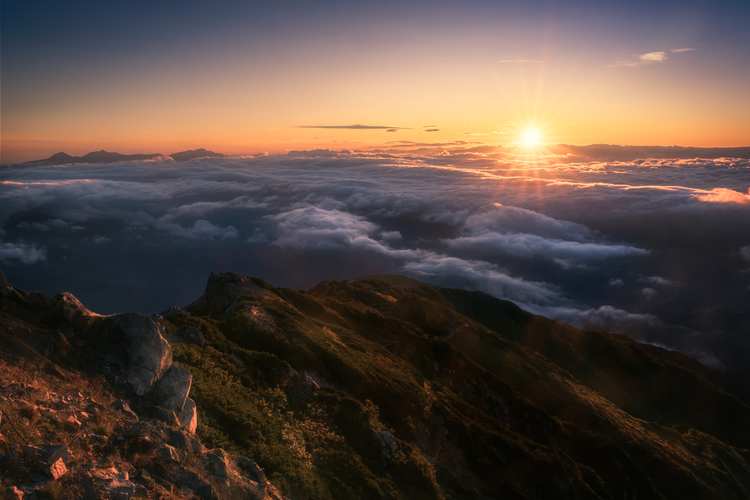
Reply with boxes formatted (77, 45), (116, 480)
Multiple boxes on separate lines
(521, 129), (541, 147)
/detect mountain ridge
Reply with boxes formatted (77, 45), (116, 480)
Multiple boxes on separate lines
(2, 270), (750, 498)
(16, 148), (225, 166)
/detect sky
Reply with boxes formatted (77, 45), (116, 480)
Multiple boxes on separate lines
(2, 0), (750, 163)
(1, 1), (750, 374)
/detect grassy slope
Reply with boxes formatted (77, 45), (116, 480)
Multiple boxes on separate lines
(167, 275), (750, 500)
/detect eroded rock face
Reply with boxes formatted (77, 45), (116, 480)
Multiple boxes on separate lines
(186, 272), (275, 319)
(180, 397), (198, 434)
(48, 292), (97, 328)
(152, 364), (192, 412)
(93, 313), (173, 396)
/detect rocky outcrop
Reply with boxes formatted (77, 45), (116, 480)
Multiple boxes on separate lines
(92, 313), (173, 396)
(151, 364), (192, 412)
(186, 272), (275, 319)
(180, 397), (198, 433)
(0, 368), (289, 500)
(165, 324), (206, 347)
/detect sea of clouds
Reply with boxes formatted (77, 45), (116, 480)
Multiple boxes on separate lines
(2, 145), (750, 371)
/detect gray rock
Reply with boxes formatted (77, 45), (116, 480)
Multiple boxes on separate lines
(46, 458), (68, 479)
(96, 313), (172, 396)
(152, 364), (192, 411)
(208, 449), (231, 478)
(167, 429), (190, 451)
(179, 397), (198, 433)
(40, 444), (69, 464)
(156, 444), (180, 463)
(109, 399), (138, 420)
(23, 445), (45, 462)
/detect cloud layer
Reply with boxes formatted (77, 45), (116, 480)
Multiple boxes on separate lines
(1, 144), (749, 371)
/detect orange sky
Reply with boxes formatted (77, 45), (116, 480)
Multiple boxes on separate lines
(3, 1), (749, 163)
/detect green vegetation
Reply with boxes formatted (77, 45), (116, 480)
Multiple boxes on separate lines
(165, 274), (750, 499)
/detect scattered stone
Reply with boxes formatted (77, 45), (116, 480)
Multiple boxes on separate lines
(156, 443), (180, 463)
(45, 457), (68, 479)
(109, 399), (138, 420)
(124, 422), (153, 438)
(140, 469), (151, 480)
(66, 415), (81, 428)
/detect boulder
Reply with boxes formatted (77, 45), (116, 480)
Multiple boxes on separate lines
(156, 444), (180, 463)
(40, 444), (69, 464)
(46, 458), (68, 479)
(152, 364), (192, 411)
(179, 397), (198, 433)
(94, 313), (172, 396)
(167, 429), (190, 451)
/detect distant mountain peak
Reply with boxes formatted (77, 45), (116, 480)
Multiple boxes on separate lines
(169, 148), (225, 163)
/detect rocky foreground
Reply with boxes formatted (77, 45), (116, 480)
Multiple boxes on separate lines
(3, 270), (750, 499)
(0, 272), (287, 499)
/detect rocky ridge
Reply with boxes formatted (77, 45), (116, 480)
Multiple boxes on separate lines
(4, 270), (750, 499)
(0, 274), (288, 500)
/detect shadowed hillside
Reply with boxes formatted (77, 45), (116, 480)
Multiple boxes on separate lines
(2, 271), (750, 499)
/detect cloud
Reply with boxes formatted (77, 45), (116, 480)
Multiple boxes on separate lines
(403, 256), (560, 306)
(540, 305), (660, 334)
(267, 206), (380, 250)
(0, 241), (47, 264)
(446, 232), (648, 261)
(2, 146), (749, 375)
(640, 51), (668, 63)
(611, 48), (695, 67)
(694, 188), (750, 204)
(92, 235), (111, 244)
(425, 129), (440, 132)
(497, 59), (542, 63)
(298, 124), (410, 130)
(155, 215), (238, 240)
(639, 276), (674, 287)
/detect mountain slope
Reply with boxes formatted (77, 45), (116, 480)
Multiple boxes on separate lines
(3, 271), (750, 499)
(170, 272), (750, 499)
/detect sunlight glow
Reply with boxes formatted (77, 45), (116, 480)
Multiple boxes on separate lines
(521, 129), (541, 147)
